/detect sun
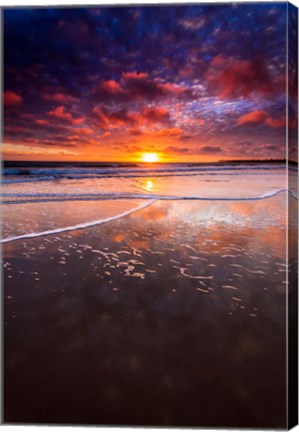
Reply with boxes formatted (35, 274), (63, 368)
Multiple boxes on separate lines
(141, 152), (159, 163)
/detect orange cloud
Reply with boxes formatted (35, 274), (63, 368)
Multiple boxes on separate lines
(48, 106), (84, 124)
(35, 119), (50, 125)
(45, 93), (76, 103)
(237, 110), (286, 128)
(96, 80), (123, 94)
(75, 127), (94, 135)
(237, 110), (268, 125)
(4, 91), (23, 105)
(265, 116), (286, 128)
(162, 82), (189, 95)
(156, 127), (183, 136)
(122, 71), (149, 80)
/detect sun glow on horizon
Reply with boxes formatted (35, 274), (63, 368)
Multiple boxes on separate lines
(141, 152), (159, 163)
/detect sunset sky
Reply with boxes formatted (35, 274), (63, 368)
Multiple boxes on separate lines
(3, 3), (290, 162)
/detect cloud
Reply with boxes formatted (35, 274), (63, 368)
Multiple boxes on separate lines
(263, 144), (278, 151)
(92, 106), (138, 128)
(75, 127), (94, 135)
(91, 106), (109, 127)
(234, 140), (253, 148)
(123, 76), (163, 101)
(200, 145), (222, 154)
(3, 5), (287, 161)
(178, 135), (193, 141)
(179, 17), (206, 30)
(165, 145), (191, 154)
(156, 127), (183, 136)
(44, 92), (76, 103)
(265, 116), (286, 128)
(237, 110), (286, 128)
(4, 91), (23, 105)
(123, 74), (191, 102)
(237, 110), (268, 125)
(91, 105), (171, 130)
(129, 128), (143, 136)
(35, 119), (50, 125)
(205, 55), (277, 99)
(122, 72), (149, 80)
(165, 144), (222, 155)
(48, 106), (84, 124)
(4, 125), (27, 134)
(93, 72), (192, 104)
(142, 107), (170, 123)
(94, 80), (123, 100)
(289, 114), (298, 130)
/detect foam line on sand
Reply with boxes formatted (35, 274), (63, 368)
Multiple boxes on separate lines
(1, 199), (156, 244)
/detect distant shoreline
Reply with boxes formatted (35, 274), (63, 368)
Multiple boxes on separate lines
(3, 159), (297, 168)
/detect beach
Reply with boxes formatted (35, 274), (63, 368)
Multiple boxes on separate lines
(3, 164), (292, 426)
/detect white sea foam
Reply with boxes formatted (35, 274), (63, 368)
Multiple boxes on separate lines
(179, 267), (214, 280)
(2, 188), (293, 204)
(1, 199), (156, 244)
(222, 285), (238, 290)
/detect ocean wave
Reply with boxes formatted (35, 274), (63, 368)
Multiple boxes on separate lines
(3, 175), (60, 184)
(2, 188), (295, 205)
(2, 164), (287, 184)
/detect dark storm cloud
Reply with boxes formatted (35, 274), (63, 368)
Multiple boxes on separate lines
(200, 145), (222, 154)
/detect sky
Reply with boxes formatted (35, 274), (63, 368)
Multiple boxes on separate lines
(2, 3), (293, 162)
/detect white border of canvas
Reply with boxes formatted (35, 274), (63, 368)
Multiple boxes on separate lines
(0, 1), (298, 432)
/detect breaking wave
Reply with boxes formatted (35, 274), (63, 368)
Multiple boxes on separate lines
(3, 163), (287, 184)
(2, 188), (296, 205)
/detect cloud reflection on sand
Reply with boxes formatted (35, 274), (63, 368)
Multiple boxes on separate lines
(3, 194), (292, 427)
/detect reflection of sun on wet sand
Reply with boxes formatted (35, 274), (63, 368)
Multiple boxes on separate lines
(3, 194), (292, 427)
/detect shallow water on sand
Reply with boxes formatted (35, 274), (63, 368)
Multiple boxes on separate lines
(3, 164), (287, 202)
(3, 194), (291, 427)
(2, 199), (147, 239)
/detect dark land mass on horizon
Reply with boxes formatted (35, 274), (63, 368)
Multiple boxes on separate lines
(3, 159), (297, 169)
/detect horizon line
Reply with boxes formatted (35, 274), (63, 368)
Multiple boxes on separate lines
(2, 158), (296, 164)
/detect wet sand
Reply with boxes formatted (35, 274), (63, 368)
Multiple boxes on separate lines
(3, 197), (290, 427)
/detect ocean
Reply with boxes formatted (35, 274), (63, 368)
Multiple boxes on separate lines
(2, 161), (291, 242)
